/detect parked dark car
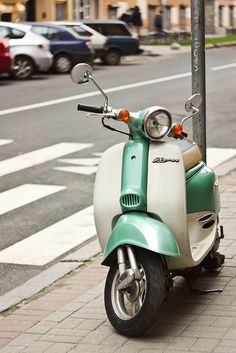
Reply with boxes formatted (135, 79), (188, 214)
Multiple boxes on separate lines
(82, 20), (142, 65)
(0, 38), (12, 75)
(50, 21), (107, 61)
(29, 23), (93, 73)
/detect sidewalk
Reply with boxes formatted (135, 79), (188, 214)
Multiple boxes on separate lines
(141, 44), (191, 56)
(0, 163), (236, 353)
(136, 41), (236, 58)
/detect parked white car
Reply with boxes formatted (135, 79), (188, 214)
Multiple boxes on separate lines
(50, 21), (107, 60)
(0, 22), (53, 79)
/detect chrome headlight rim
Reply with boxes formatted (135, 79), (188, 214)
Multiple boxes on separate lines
(143, 108), (172, 140)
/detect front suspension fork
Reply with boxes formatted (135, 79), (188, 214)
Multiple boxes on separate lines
(116, 246), (141, 290)
(117, 246), (138, 276)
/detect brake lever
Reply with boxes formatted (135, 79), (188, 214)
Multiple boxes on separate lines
(86, 113), (103, 118)
(86, 112), (118, 119)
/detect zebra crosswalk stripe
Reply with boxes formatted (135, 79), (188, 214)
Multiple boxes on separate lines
(0, 142), (92, 178)
(0, 139), (13, 146)
(0, 206), (95, 266)
(0, 184), (65, 216)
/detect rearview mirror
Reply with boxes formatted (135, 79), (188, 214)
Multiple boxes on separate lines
(185, 93), (202, 112)
(71, 63), (93, 84)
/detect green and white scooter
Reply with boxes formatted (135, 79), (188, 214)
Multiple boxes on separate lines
(71, 63), (225, 337)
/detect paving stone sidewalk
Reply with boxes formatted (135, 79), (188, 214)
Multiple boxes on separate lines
(0, 167), (236, 353)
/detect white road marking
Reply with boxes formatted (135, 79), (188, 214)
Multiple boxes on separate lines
(55, 157), (100, 175)
(0, 72), (191, 116)
(211, 62), (236, 71)
(0, 142), (92, 178)
(58, 158), (100, 166)
(0, 139), (13, 146)
(55, 166), (98, 175)
(207, 147), (236, 168)
(0, 184), (65, 216)
(0, 206), (95, 266)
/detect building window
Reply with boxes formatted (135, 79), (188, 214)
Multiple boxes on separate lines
(164, 6), (171, 30)
(179, 5), (186, 30)
(79, 0), (90, 19)
(108, 4), (119, 19)
(84, 0), (90, 19)
(219, 5), (223, 27)
(1, 13), (12, 21)
(229, 6), (234, 27)
(56, 3), (66, 20)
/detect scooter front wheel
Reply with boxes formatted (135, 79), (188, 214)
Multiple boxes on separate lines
(104, 248), (166, 337)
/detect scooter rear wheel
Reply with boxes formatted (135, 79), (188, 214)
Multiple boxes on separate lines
(104, 248), (166, 337)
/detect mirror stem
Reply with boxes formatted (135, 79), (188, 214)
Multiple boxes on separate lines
(88, 75), (109, 112)
(181, 108), (199, 126)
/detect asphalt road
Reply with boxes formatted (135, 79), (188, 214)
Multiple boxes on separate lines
(0, 45), (235, 297)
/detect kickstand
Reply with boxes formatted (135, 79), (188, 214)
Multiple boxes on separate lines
(188, 286), (223, 295)
(185, 276), (223, 295)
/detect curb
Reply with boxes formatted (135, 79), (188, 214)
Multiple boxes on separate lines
(139, 41), (236, 57)
(0, 240), (101, 314)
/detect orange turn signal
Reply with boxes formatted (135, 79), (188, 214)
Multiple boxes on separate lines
(171, 123), (183, 136)
(118, 109), (130, 121)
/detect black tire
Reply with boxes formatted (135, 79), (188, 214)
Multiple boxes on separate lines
(103, 50), (121, 65)
(53, 54), (73, 74)
(104, 249), (166, 337)
(12, 56), (34, 79)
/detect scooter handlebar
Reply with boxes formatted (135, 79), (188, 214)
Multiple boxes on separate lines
(77, 104), (104, 114)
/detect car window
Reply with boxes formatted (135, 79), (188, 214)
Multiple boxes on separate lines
(32, 26), (60, 40)
(0, 26), (10, 39)
(10, 28), (25, 39)
(87, 24), (104, 35)
(104, 24), (131, 36)
(88, 23), (130, 36)
(48, 28), (60, 41)
(32, 26), (49, 38)
(71, 25), (91, 37)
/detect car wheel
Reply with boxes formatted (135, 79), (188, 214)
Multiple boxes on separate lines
(103, 50), (121, 65)
(12, 56), (34, 80)
(53, 54), (73, 74)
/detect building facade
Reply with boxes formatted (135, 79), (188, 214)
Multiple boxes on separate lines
(0, 0), (236, 34)
(0, 0), (28, 21)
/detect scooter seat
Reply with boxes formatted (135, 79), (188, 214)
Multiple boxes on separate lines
(172, 139), (202, 171)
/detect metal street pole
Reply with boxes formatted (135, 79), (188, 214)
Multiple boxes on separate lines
(191, 0), (206, 162)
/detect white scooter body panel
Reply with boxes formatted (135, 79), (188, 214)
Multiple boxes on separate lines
(94, 141), (217, 270)
(148, 142), (192, 269)
(93, 143), (124, 251)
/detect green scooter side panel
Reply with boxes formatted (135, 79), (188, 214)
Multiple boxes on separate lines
(186, 164), (221, 214)
(120, 139), (149, 212)
(102, 212), (180, 265)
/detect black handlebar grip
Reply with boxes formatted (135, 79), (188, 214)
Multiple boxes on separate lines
(77, 104), (103, 114)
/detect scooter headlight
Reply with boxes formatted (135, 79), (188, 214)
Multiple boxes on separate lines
(143, 109), (172, 140)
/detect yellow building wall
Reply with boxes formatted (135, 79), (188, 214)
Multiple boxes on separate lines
(35, 0), (73, 21)
(0, 0), (28, 22)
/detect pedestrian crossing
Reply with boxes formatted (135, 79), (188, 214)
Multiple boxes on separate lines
(0, 142), (92, 177)
(0, 140), (236, 268)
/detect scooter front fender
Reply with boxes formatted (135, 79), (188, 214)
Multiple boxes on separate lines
(102, 212), (180, 266)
